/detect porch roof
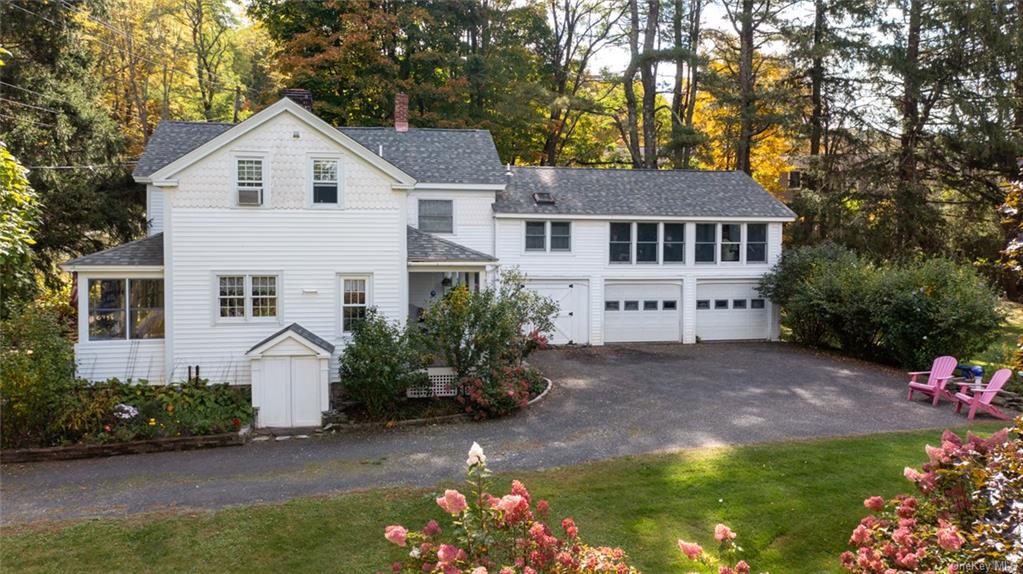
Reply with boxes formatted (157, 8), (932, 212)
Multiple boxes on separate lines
(63, 233), (164, 270)
(406, 226), (496, 264)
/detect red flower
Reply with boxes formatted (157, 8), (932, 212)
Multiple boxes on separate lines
(231, 417), (241, 427)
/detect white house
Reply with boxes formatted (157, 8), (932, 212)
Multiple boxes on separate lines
(63, 91), (795, 427)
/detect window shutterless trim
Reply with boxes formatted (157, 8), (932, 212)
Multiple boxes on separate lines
(233, 154), (267, 207)
(310, 156), (342, 207)
(213, 272), (282, 323)
(339, 274), (373, 334)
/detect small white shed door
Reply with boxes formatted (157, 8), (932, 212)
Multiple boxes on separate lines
(604, 283), (681, 343)
(259, 356), (322, 427)
(695, 282), (769, 341)
(526, 280), (589, 345)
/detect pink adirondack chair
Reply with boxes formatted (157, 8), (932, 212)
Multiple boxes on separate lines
(954, 368), (1013, 421)
(906, 356), (958, 406)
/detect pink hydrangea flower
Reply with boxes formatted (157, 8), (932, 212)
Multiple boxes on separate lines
(903, 466), (923, 482)
(714, 524), (736, 542)
(863, 496), (884, 511)
(510, 479), (531, 503)
(436, 544), (460, 564)
(471, 568), (488, 574)
(936, 521), (963, 550)
(849, 524), (871, 546)
(562, 517), (579, 538)
(718, 567), (735, 574)
(422, 519), (442, 537)
(384, 525), (408, 547)
(677, 540), (703, 560)
(735, 560), (750, 574)
(436, 489), (468, 515)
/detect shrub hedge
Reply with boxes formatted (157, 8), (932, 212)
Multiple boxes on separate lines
(759, 243), (1002, 368)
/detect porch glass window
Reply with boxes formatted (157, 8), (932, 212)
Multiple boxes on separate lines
(342, 278), (368, 333)
(88, 279), (126, 340)
(609, 223), (631, 263)
(419, 200), (453, 233)
(695, 224), (716, 263)
(129, 279), (164, 339)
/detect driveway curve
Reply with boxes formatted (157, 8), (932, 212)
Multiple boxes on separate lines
(1, 343), (975, 525)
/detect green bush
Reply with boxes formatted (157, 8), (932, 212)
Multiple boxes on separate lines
(759, 245), (1002, 368)
(0, 302), (78, 448)
(338, 308), (429, 418)
(1, 301), (252, 449)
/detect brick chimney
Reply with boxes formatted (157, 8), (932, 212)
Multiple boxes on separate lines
(282, 88), (313, 112)
(394, 93), (409, 132)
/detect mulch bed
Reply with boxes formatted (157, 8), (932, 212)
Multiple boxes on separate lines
(1, 426), (252, 464)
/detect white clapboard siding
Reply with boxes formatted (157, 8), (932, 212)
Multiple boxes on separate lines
(75, 339), (165, 383)
(147, 185), (164, 235)
(407, 190), (496, 255)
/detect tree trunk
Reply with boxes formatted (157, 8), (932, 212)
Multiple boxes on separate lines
(671, 0), (685, 168)
(736, 0), (755, 174)
(639, 0), (660, 169)
(809, 0), (825, 157)
(895, 0), (922, 252)
(623, 0), (643, 168)
(682, 0), (701, 169)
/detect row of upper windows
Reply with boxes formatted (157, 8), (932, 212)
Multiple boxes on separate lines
(522, 221), (770, 264)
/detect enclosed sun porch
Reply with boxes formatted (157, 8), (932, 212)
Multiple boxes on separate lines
(406, 226), (498, 322)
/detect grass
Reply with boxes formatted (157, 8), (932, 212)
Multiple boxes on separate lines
(967, 300), (1023, 371)
(0, 422), (1010, 574)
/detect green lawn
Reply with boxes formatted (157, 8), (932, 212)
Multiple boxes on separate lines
(0, 422), (1009, 574)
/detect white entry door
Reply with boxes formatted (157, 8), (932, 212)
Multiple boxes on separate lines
(526, 280), (589, 345)
(604, 283), (682, 343)
(258, 356), (323, 427)
(695, 282), (769, 341)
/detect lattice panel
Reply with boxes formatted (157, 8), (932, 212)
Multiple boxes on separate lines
(407, 368), (458, 398)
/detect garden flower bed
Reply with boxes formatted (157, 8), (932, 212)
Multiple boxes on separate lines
(1, 425), (251, 463)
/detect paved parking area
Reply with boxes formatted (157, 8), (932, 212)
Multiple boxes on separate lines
(1, 343), (979, 525)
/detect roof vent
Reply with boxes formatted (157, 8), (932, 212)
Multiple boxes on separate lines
(532, 192), (555, 205)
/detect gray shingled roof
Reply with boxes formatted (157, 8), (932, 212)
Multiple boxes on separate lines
(247, 323), (335, 355)
(340, 127), (506, 185)
(133, 121), (233, 178)
(64, 233), (164, 268)
(132, 118), (506, 186)
(407, 226), (496, 263)
(495, 167), (796, 218)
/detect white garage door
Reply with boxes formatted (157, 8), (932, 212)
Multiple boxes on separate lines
(695, 282), (769, 341)
(604, 283), (681, 343)
(526, 280), (589, 345)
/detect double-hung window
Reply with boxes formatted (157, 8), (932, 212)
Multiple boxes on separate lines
(550, 221), (571, 251)
(721, 224), (741, 262)
(341, 277), (369, 333)
(312, 159), (340, 205)
(636, 223), (658, 263)
(663, 223), (684, 263)
(609, 223), (632, 263)
(695, 224), (716, 263)
(236, 158), (264, 206)
(526, 221), (571, 252)
(746, 223), (767, 263)
(217, 274), (278, 320)
(88, 278), (164, 340)
(525, 221), (546, 251)
(419, 199), (453, 233)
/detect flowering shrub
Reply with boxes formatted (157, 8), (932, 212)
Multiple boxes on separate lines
(380, 442), (639, 573)
(841, 417), (1023, 573)
(677, 523), (764, 574)
(420, 269), (557, 419)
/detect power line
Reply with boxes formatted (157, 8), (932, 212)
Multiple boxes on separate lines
(0, 81), (75, 106)
(0, 97), (60, 114)
(25, 163), (136, 170)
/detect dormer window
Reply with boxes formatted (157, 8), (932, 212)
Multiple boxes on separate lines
(312, 159), (340, 205)
(236, 158), (264, 206)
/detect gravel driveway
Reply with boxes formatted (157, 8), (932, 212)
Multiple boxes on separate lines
(1, 343), (977, 525)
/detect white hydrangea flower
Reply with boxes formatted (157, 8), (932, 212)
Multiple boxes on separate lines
(466, 442), (486, 467)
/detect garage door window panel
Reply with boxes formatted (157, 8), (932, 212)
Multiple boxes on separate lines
(643, 300), (658, 310)
(751, 298), (766, 309)
(696, 300), (710, 310)
(733, 299), (747, 309)
(747, 224), (767, 263)
(714, 299), (729, 309)
(696, 224), (716, 263)
(636, 223), (658, 263)
(721, 224), (741, 262)
(663, 300), (677, 310)
(610, 223), (632, 263)
(624, 300), (639, 311)
(605, 301), (620, 311)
